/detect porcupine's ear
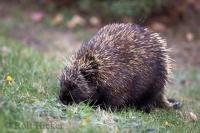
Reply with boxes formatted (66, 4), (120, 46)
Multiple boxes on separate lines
(80, 54), (98, 80)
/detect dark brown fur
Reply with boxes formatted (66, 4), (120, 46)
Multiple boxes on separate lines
(59, 23), (177, 112)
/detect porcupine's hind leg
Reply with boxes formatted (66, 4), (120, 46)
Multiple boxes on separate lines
(151, 76), (182, 110)
(138, 91), (181, 113)
(145, 82), (182, 112)
(138, 79), (182, 112)
(153, 93), (182, 110)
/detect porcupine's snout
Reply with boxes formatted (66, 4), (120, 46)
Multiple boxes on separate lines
(59, 69), (94, 105)
(59, 80), (77, 105)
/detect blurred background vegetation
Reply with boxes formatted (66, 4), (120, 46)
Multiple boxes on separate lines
(10, 0), (200, 24)
(3, 0), (200, 25)
(0, 0), (199, 65)
(44, 0), (199, 24)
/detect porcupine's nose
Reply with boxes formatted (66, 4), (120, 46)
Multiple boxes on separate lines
(59, 81), (77, 105)
(59, 93), (68, 105)
(59, 88), (72, 105)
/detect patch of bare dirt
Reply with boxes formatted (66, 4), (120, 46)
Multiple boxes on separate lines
(9, 24), (82, 60)
(168, 37), (200, 67)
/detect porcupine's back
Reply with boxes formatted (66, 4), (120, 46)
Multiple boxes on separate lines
(71, 23), (171, 108)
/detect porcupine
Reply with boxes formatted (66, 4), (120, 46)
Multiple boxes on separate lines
(59, 23), (179, 112)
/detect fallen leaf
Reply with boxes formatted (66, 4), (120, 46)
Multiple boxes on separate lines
(67, 15), (86, 29)
(189, 112), (198, 121)
(52, 14), (64, 25)
(89, 16), (100, 26)
(150, 22), (167, 32)
(30, 11), (45, 22)
(185, 32), (194, 42)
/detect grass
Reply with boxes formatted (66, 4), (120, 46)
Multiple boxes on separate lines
(0, 36), (200, 133)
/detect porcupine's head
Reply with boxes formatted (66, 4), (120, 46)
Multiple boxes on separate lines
(59, 54), (99, 105)
(59, 66), (91, 105)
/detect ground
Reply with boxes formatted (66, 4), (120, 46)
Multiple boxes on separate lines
(0, 3), (200, 133)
